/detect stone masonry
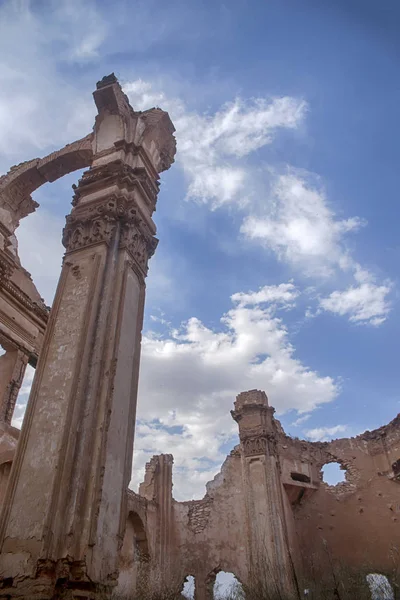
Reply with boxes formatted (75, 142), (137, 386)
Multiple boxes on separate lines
(118, 390), (400, 600)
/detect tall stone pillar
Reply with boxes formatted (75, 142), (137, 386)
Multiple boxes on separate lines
(231, 390), (298, 599)
(0, 75), (175, 599)
(139, 454), (174, 573)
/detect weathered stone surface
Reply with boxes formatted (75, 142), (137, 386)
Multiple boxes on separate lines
(0, 76), (175, 599)
(121, 390), (400, 600)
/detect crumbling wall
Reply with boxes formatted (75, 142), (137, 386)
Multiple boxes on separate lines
(173, 447), (248, 587)
(133, 393), (400, 599)
(292, 415), (400, 582)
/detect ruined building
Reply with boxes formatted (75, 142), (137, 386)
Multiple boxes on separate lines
(0, 76), (399, 600)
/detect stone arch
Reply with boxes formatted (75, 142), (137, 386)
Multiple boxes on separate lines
(129, 510), (150, 560)
(202, 567), (243, 600)
(0, 134), (93, 233)
(116, 510), (150, 596)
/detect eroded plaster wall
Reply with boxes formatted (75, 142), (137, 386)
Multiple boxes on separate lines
(129, 391), (400, 599)
(292, 415), (400, 580)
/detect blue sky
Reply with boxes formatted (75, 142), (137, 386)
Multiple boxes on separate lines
(1, 0), (400, 498)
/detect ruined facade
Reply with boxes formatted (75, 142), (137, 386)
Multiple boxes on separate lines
(0, 75), (176, 599)
(118, 390), (400, 599)
(0, 75), (399, 600)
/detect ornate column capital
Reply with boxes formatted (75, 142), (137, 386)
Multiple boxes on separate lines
(62, 164), (160, 277)
(231, 389), (278, 457)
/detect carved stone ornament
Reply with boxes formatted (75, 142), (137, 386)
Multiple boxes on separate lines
(243, 436), (268, 457)
(63, 191), (158, 276)
(63, 213), (117, 253)
(119, 222), (158, 273)
(0, 254), (14, 281)
(241, 433), (276, 457)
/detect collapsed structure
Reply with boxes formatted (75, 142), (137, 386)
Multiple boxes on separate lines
(0, 75), (398, 600)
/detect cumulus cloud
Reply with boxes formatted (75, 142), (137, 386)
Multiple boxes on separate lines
(231, 282), (299, 308)
(319, 279), (392, 326)
(133, 283), (338, 498)
(0, 0), (101, 164)
(125, 80), (307, 207)
(304, 424), (347, 442)
(291, 414), (311, 427)
(241, 171), (365, 277)
(241, 171), (392, 325)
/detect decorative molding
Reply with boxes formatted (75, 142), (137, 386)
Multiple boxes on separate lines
(63, 214), (117, 253)
(0, 253), (14, 281)
(242, 436), (267, 457)
(241, 433), (277, 457)
(0, 309), (38, 349)
(119, 222), (158, 274)
(0, 277), (48, 324)
(65, 167), (159, 275)
(71, 161), (158, 208)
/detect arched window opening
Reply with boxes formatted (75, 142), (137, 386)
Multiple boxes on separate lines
(322, 462), (346, 486)
(116, 511), (150, 597)
(366, 573), (394, 600)
(130, 512), (149, 560)
(213, 572), (243, 600)
(11, 364), (35, 429)
(182, 575), (195, 600)
(0, 340), (32, 427)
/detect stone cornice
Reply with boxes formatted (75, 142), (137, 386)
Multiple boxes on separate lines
(0, 278), (49, 326)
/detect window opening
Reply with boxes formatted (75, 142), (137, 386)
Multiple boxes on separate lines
(213, 572), (243, 600)
(182, 575), (195, 600)
(366, 573), (394, 600)
(11, 364), (35, 429)
(322, 462), (346, 486)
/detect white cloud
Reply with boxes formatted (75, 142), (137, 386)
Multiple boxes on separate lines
(319, 279), (392, 326)
(304, 424), (347, 442)
(231, 282), (299, 308)
(0, 1), (101, 165)
(241, 171), (365, 277)
(241, 171), (393, 326)
(291, 414), (311, 427)
(125, 80), (307, 207)
(133, 283), (338, 498)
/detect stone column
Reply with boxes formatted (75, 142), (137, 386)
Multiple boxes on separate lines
(0, 343), (29, 425)
(138, 454), (174, 574)
(231, 390), (298, 599)
(0, 75), (175, 599)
